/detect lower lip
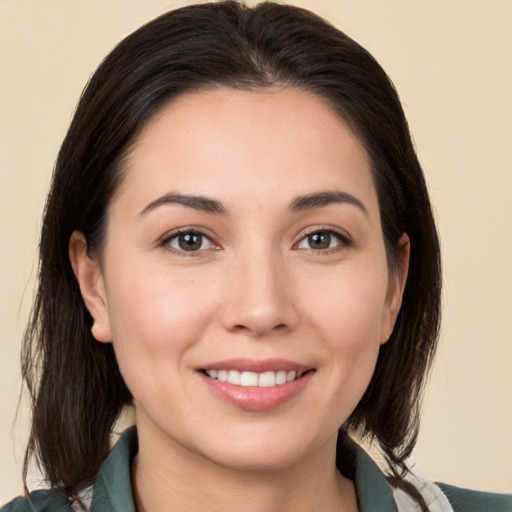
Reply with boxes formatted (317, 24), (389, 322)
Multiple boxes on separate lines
(199, 371), (314, 411)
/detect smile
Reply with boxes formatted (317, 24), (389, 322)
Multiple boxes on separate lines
(203, 369), (301, 387)
(198, 359), (314, 411)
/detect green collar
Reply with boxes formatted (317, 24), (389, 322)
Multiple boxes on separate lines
(353, 445), (398, 512)
(91, 428), (138, 512)
(90, 427), (398, 512)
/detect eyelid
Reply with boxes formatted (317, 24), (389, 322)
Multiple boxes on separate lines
(160, 226), (221, 254)
(293, 226), (352, 251)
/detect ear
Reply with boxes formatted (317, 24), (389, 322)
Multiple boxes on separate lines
(69, 231), (112, 343)
(381, 233), (410, 344)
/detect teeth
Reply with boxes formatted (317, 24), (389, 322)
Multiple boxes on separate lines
(240, 371), (258, 386)
(205, 369), (299, 387)
(228, 370), (240, 385)
(258, 371), (275, 387)
(275, 370), (287, 385)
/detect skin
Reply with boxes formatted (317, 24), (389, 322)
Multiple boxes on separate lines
(70, 87), (409, 512)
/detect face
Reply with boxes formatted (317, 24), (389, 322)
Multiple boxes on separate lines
(72, 87), (407, 472)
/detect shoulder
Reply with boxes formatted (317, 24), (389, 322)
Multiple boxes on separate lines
(392, 472), (512, 512)
(437, 482), (512, 512)
(1, 489), (72, 512)
(1, 485), (93, 512)
(1, 428), (137, 512)
(349, 440), (511, 512)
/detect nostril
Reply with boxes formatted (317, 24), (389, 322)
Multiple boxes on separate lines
(220, 296), (299, 336)
(233, 324), (287, 331)
(230, 322), (288, 335)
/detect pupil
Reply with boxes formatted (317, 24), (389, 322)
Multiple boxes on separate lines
(179, 233), (202, 251)
(309, 232), (330, 249)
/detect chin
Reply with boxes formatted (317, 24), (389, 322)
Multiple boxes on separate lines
(206, 448), (305, 473)
(191, 426), (327, 473)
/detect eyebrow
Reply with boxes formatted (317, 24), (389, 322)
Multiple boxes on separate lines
(289, 191), (369, 217)
(138, 193), (228, 217)
(138, 190), (368, 218)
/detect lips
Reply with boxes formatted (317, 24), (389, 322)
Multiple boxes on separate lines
(198, 358), (314, 411)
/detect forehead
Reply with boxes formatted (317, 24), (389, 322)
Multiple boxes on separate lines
(114, 86), (377, 216)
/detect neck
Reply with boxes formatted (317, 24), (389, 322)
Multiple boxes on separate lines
(132, 421), (358, 512)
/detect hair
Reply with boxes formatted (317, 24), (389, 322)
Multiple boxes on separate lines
(22, 1), (441, 509)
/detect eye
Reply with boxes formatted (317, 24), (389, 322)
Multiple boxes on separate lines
(295, 229), (349, 251)
(165, 231), (215, 252)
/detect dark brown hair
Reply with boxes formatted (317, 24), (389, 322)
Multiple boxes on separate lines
(22, 1), (441, 509)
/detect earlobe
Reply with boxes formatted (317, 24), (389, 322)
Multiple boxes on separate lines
(381, 233), (410, 344)
(69, 231), (112, 343)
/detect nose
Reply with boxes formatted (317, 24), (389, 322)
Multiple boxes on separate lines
(220, 250), (299, 337)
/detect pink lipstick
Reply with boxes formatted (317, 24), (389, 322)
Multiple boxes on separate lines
(198, 358), (314, 411)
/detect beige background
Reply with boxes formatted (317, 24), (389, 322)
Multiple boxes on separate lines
(1, 0), (511, 502)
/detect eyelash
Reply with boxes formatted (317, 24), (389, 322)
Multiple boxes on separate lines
(160, 228), (219, 256)
(293, 227), (352, 253)
(160, 227), (352, 255)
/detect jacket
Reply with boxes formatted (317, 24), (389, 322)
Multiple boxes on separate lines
(2, 427), (511, 512)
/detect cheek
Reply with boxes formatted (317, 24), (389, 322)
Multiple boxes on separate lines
(302, 262), (389, 343)
(299, 265), (388, 409)
(108, 260), (213, 330)
(103, 263), (219, 383)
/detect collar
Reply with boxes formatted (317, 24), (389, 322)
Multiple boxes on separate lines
(90, 427), (398, 512)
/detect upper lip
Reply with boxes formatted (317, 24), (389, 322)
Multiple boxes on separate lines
(198, 358), (313, 374)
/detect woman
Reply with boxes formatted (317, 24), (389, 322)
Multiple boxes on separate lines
(3, 2), (510, 511)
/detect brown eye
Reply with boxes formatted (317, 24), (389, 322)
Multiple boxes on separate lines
(296, 230), (349, 251)
(307, 232), (331, 249)
(167, 231), (213, 252)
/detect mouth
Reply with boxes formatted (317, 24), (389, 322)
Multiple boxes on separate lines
(201, 368), (309, 388)
(197, 358), (315, 411)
